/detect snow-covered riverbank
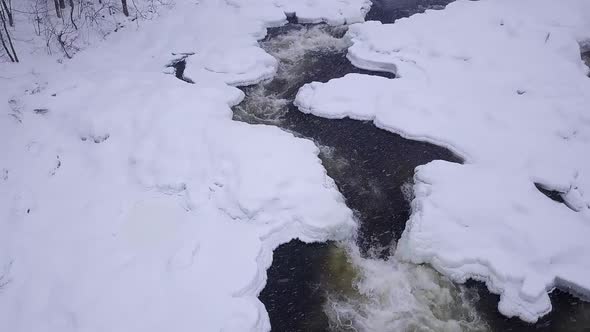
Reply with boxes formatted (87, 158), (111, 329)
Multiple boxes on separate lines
(231, 19), (490, 331)
(295, 0), (590, 323)
(3, 0), (590, 330)
(0, 1), (372, 331)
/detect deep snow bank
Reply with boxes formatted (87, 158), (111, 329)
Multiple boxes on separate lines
(0, 0), (372, 331)
(294, 0), (590, 322)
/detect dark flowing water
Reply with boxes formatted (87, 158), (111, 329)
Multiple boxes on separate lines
(365, 0), (452, 23)
(231, 19), (472, 330)
(223, 1), (590, 331)
(583, 50), (590, 77)
(469, 286), (590, 332)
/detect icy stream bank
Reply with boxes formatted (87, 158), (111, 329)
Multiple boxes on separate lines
(293, 0), (590, 328)
(2, 0), (587, 330)
(230, 17), (490, 332)
(229, 1), (590, 331)
(0, 1), (372, 331)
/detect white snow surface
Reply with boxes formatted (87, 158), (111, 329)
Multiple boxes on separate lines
(294, 0), (590, 323)
(0, 0), (373, 331)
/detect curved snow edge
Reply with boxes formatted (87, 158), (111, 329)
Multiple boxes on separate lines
(294, 80), (469, 163)
(396, 173), (554, 322)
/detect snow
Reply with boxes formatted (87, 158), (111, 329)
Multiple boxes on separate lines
(294, 0), (590, 322)
(0, 0), (374, 331)
(276, 0), (371, 25)
(399, 161), (590, 321)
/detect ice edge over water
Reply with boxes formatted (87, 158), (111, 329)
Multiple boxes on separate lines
(294, 0), (590, 323)
(236, 22), (487, 331)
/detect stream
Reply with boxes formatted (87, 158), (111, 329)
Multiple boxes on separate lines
(175, 0), (590, 330)
(233, 17), (484, 331)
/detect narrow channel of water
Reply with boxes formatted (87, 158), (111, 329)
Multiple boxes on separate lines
(229, 9), (491, 331)
(226, 2), (590, 331)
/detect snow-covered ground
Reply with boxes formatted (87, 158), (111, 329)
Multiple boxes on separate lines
(0, 0), (375, 331)
(295, 0), (590, 323)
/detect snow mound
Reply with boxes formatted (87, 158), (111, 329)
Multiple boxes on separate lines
(0, 71), (355, 332)
(185, 45), (278, 86)
(226, 0), (371, 26)
(276, 0), (371, 25)
(295, 73), (392, 121)
(172, 0), (371, 86)
(397, 161), (590, 322)
(294, 0), (590, 322)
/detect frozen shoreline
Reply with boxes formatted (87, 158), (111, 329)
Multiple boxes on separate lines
(294, 0), (590, 322)
(231, 19), (484, 330)
(0, 1), (372, 331)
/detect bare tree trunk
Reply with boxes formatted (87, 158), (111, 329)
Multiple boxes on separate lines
(0, 5), (16, 62)
(59, 0), (65, 9)
(0, 29), (15, 62)
(53, 0), (62, 18)
(0, 0), (12, 27)
(57, 31), (71, 59)
(121, 0), (129, 16)
(68, 0), (77, 29)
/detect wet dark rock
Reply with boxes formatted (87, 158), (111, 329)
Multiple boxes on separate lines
(49, 155), (61, 176)
(93, 135), (109, 143)
(285, 12), (298, 24)
(168, 52), (196, 83)
(80, 134), (110, 144)
(33, 108), (49, 114)
(170, 59), (194, 83)
(535, 183), (566, 204)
